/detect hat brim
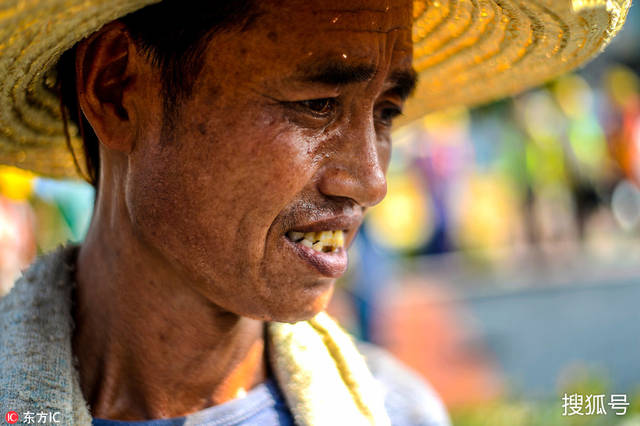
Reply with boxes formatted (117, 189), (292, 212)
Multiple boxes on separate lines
(0, 0), (630, 178)
(400, 0), (630, 124)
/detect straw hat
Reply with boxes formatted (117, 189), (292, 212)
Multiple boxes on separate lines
(0, 0), (631, 178)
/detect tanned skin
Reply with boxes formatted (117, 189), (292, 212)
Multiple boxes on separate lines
(73, 0), (415, 420)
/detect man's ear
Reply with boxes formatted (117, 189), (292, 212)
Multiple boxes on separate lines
(75, 22), (140, 153)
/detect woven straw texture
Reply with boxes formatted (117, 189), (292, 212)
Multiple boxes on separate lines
(402, 0), (630, 123)
(0, 0), (631, 178)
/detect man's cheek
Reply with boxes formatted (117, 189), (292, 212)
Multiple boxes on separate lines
(251, 134), (317, 190)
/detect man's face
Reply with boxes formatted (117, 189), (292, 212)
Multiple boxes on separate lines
(126, 0), (414, 322)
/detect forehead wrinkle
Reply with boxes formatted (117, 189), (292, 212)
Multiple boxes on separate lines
(311, 1), (409, 14)
(323, 26), (408, 34)
(313, 7), (392, 13)
(261, 2), (413, 91)
(306, 3), (410, 32)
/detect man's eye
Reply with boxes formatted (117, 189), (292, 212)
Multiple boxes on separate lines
(297, 98), (336, 116)
(377, 106), (403, 127)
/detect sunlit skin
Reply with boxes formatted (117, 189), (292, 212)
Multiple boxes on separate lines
(72, 0), (414, 420)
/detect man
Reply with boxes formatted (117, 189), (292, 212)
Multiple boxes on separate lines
(0, 0), (629, 425)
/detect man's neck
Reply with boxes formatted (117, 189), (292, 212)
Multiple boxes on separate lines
(72, 209), (267, 421)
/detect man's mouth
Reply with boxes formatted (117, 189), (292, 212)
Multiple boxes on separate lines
(285, 230), (345, 253)
(281, 213), (360, 278)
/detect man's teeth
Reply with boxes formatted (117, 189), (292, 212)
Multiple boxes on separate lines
(286, 230), (345, 253)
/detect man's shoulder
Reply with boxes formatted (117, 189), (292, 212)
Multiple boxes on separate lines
(0, 245), (76, 360)
(0, 245), (77, 315)
(357, 342), (451, 426)
(1, 245), (93, 425)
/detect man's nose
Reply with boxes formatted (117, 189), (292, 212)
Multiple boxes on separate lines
(317, 118), (387, 207)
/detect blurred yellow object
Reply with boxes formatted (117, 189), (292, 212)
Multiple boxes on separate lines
(603, 65), (640, 108)
(553, 74), (593, 118)
(525, 141), (567, 186)
(0, 166), (34, 201)
(368, 172), (433, 251)
(455, 174), (519, 250)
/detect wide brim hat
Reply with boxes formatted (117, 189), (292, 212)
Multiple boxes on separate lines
(0, 0), (631, 178)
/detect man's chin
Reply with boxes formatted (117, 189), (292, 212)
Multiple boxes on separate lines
(261, 284), (335, 324)
(272, 309), (324, 324)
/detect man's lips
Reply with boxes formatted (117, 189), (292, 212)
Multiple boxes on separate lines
(284, 236), (348, 278)
(282, 214), (361, 278)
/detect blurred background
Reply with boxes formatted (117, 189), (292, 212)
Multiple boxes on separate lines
(1, 5), (640, 426)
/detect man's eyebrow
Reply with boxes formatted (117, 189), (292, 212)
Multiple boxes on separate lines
(387, 68), (418, 101)
(294, 61), (418, 100)
(297, 62), (377, 86)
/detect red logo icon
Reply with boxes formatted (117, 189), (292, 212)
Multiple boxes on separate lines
(5, 411), (19, 424)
